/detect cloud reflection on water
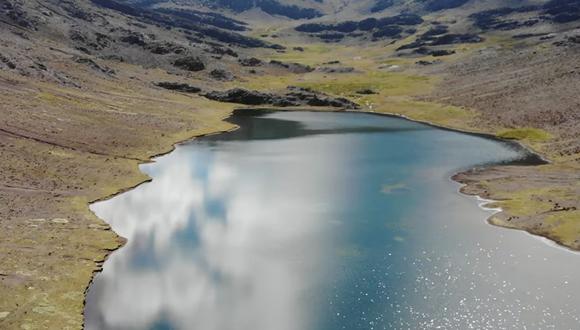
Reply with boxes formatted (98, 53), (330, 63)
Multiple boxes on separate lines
(87, 133), (354, 330)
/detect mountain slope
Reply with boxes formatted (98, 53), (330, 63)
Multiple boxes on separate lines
(120, 0), (566, 20)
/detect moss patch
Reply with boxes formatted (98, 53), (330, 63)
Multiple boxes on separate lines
(495, 189), (554, 217)
(296, 72), (432, 97)
(497, 128), (552, 142)
(545, 210), (580, 248)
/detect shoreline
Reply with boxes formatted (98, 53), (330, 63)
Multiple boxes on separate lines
(457, 182), (580, 254)
(362, 110), (578, 253)
(80, 106), (576, 326)
(80, 117), (241, 327)
(240, 108), (575, 250)
(235, 107), (549, 164)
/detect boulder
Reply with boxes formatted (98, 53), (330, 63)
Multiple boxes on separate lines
(120, 33), (146, 46)
(416, 60), (441, 65)
(238, 57), (263, 67)
(209, 69), (234, 81)
(356, 89), (377, 94)
(146, 42), (186, 55)
(155, 82), (201, 93)
(413, 47), (456, 56)
(269, 60), (314, 73)
(173, 56), (205, 71)
(318, 66), (355, 73)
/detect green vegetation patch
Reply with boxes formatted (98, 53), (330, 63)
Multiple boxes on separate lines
(497, 128), (552, 142)
(545, 210), (580, 247)
(296, 72), (432, 97)
(497, 188), (555, 217)
(362, 98), (475, 130)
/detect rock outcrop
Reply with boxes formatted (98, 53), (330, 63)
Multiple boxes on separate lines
(295, 14), (423, 41)
(269, 60), (314, 73)
(238, 57), (263, 67)
(397, 33), (484, 52)
(173, 56), (205, 71)
(318, 66), (355, 73)
(155, 82), (201, 93)
(209, 69), (234, 81)
(203, 87), (359, 109)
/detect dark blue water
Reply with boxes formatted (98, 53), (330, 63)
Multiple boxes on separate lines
(85, 111), (580, 330)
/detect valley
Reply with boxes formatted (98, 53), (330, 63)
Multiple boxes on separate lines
(0, 0), (579, 328)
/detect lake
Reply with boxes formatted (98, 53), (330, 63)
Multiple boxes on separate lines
(85, 110), (580, 330)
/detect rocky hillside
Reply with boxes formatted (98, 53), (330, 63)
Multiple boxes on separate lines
(293, 0), (580, 41)
(119, 0), (577, 20)
(118, 0), (328, 19)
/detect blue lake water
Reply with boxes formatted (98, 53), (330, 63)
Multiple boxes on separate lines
(85, 111), (580, 330)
